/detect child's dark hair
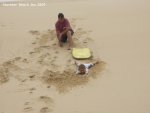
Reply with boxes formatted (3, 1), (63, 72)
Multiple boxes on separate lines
(79, 64), (85, 70)
(58, 13), (64, 19)
(78, 64), (86, 74)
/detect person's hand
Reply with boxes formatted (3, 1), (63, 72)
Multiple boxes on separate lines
(93, 61), (99, 65)
(63, 27), (70, 30)
(95, 61), (99, 64)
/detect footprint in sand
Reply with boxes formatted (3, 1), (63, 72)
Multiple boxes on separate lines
(38, 96), (53, 112)
(0, 66), (9, 83)
(39, 96), (53, 104)
(53, 56), (57, 59)
(29, 75), (36, 80)
(22, 58), (29, 63)
(29, 51), (36, 55)
(29, 30), (40, 36)
(41, 46), (51, 49)
(29, 87), (36, 91)
(28, 87), (36, 94)
(24, 102), (30, 105)
(55, 51), (59, 54)
(37, 53), (52, 65)
(24, 107), (33, 112)
(14, 57), (22, 61)
(0, 24), (6, 28)
(40, 107), (52, 113)
(50, 63), (58, 68)
(23, 96), (53, 113)
(32, 42), (36, 45)
(2, 60), (21, 72)
(47, 85), (51, 88)
(23, 102), (33, 112)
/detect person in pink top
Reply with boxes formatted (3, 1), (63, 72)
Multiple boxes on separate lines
(55, 13), (74, 50)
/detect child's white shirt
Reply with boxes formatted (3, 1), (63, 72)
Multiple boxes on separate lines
(76, 63), (93, 75)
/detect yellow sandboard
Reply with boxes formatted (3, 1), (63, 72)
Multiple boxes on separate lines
(72, 48), (92, 59)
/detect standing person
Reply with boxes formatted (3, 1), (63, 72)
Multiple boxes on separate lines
(55, 13), (74, 50)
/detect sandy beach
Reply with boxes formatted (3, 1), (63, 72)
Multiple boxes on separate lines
(0, 0), (150, 113)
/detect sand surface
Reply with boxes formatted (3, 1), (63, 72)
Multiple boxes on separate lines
(0, 0), (150, 113)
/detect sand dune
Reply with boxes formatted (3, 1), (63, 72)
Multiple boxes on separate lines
(0, 0), (150, 113)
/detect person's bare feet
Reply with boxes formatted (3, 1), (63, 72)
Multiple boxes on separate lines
(59, 41), (63, 47)
(67, 46), (72, 50)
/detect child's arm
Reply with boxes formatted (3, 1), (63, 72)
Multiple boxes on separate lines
(93, 61), (99, 65)
(75, 61), (79, 66)
(75, 61), (79, 74)
(86, 61), (99, 69)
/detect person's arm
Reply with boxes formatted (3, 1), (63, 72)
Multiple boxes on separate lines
(84, 61), (99, 69)
(64, 19), (71, 29)
(84, 63), (93, 69)
(59, 29), (68, 36)
(55, 23), (61, 40)
(60, 19), (71, 36)
(75, 61), (80, 74)
(75, 61), (79, 66)
(93, 61), (99, 65)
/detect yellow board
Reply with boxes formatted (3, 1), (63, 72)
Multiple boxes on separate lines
(72, 48), (92, 59)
